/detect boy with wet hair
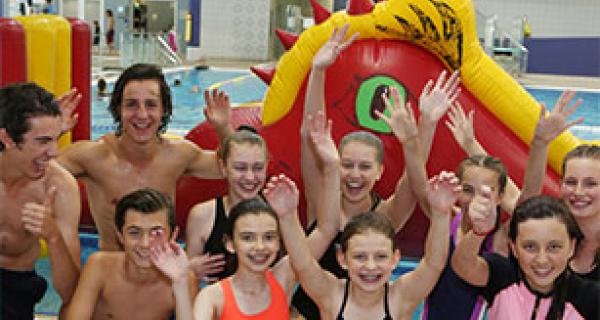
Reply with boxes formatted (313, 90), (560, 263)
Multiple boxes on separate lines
(0, 83), (81, 319)
(66, 188), (195, 320)
(58, 63), (232, 250)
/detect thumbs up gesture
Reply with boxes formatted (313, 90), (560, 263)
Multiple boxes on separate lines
(22, 186), (60, 241)
(468, 185), (498, 236)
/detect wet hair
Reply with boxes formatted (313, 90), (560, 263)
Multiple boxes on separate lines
(225, 198), (278, 239)
(0, 83), (61, 151)
(115, 188), (176, 235)
(340, 211), (396, 253)
(339, 131), (384, 164)
(456, 155), (508, 194)
(218, 127), (267, 162)
(173, 79), (181, 86)
(509, 196), (583, 320)
(108, 63), (172, 135)
(561, 145), (600, 178)
(106, 9), (113, 17)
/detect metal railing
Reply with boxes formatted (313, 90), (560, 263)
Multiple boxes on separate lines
(119, 31), (183, 68)
(475, 9), (529, 77)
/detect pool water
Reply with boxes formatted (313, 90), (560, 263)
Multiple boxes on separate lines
(90, 69), (600, 141)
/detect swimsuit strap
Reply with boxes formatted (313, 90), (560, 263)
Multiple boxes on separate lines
(370, 191), (382, 211)
(336, 279), (351, 320)
(384, 282), (393, 320)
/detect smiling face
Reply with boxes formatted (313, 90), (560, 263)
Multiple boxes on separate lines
(510, 217), (575, 294)
(338, 230), (399, 292)
(457, 165), (502, 219)
(222, 143), (267, 201)
(560, 157), (600, 221)
(119, 80), (164, 144)
(1, 115), (62, 180)
(118, 209), (170, 269)
(339, 141), (383, 204)
(227, 212), (280, 273)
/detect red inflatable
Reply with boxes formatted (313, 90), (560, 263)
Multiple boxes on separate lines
(176, 39), (559, 256)
(0, 18), (26, 86)
(68, 17), (91, 142)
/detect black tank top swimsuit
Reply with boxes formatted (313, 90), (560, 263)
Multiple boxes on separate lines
(203, 197), (235, 279)
(337, 280), (393, 320)
(292, 192), (382, 319)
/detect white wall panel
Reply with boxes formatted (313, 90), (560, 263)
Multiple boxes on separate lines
(474, 0), (600, 38)
(198, 0), (270, 60)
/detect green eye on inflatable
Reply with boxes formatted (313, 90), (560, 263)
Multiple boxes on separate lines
(355, 76), (406, 133)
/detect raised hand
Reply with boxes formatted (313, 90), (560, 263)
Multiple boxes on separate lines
(263, 174), (299, 219)
(419, 70), (461, 124)
(533, 90), (584, 144)
(307, 111), (339, 165)
(57, 88), (81, 134)
(468, 185), (498, 236)
(312, 24), (359, 70)
(151, 240), (190, 283)
(424, 171), (460, 215)
(445, 102), (475, 150)
(203, 89), (232, 131)
(189, 253), (226, 282)
(21, 186), (61, 241)
(376, 86), (418, 143)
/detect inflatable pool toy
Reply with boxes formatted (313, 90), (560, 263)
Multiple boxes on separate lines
(178, 0), (600, 255)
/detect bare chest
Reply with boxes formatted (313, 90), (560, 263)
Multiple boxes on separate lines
(94, 278), (175, 320)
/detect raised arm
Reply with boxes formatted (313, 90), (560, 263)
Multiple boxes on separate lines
(446, 102), (520, 214)
(393, 172), (456, 309)
(151, 232), (197, 320)
(451, 185), (498, 286)
(376, 87), (427, 226)
(264, 174), (339, 308)
(57, 87), (82, 135)
(519, 90), (583, 203)
(22, 171), (81, 304)
(301, 24), (357, 224)
(182, 140), (223, 179)
(418, 70), (461, 160)
(203, 89), (234, 142)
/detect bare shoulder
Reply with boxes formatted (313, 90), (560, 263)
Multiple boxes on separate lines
(166, 138), (207, 156)
(194, 281), (224, 317)
(47, 160), (78, 187)
(59, 136), (112, 163)
(188, 199), (218, 230)
(82, 251), (121, 276)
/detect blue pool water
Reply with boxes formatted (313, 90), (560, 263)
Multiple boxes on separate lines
(90, 69), (600, 141)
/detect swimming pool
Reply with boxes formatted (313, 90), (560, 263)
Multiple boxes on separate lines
(90, 69), (600, 141)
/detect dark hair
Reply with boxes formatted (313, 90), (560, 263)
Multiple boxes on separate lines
(339, 131), (384, 164)
(115, 188), (176, 234)
(108, 63), (172, 135)
(218, 129), (267, 162)
(340, 211), (396, 252)
(561, 145), (600, 178)
(106, 9), (113, 16)
(509, 196), (583, 320)
(0, 83), (61, 151)
(225, 198), (278, 239)
(456, 155), (508, 194)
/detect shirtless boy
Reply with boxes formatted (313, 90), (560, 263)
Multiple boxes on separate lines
(0, 83), (81, 319)
(58, 63), (230, 250)
(66, 188), (196, 320)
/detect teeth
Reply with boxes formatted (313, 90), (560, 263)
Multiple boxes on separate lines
(250, 254), (269, 264)
(360, 274), (381, 282)
(347, 182), (362, 188)
(134, 123), (150, 129)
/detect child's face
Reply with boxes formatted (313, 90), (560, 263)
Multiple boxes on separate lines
(560, 157), (600, 220)
(338, 230), (399, 292)
(339, 141), (383, 204)
(227, 212), (280, 273)
(457, 166), (502, 214)
(510, 217), (575, 294)
(119, 209), (170, 269)
(222, 143), (267, 201)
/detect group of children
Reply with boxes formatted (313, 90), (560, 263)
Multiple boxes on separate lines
(1, 23), (599, 320)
